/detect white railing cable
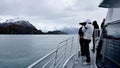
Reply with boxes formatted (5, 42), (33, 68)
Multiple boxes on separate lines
(28, 36), (79, 68)
(28, 29), (100, 68)
(28, 49), (57, 68)
(93, 29), (101, 53)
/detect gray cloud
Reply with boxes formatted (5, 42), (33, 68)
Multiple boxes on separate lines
(65, 0), (99, 11)
(0, 0), (107, 31)
(0, 0), (100, 17)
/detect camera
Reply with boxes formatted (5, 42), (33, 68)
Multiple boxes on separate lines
(79, 22), (86, 26)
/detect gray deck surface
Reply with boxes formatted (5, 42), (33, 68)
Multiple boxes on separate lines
(72, 43), (97, 68)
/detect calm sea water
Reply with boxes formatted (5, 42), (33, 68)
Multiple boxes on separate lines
(0, 35), (76, 68)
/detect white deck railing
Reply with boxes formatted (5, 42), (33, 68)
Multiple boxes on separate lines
(28, 29), (101, 68)
(93, 29), (101, 53)
(28, 36), (79, 68)
(94, 29), (101, 41)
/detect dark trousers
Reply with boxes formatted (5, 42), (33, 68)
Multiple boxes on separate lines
(96, 40), (103, 64)
(79, 38), (85, 56)
(92, 36), (95, 53)
(84, 39), (91, 62)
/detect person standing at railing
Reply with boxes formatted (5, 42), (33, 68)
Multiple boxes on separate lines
(96, 18), (105, 65)
(82, 19), (94, 65)
(92, 21), (100, 53)
(78, 22), (86, 56)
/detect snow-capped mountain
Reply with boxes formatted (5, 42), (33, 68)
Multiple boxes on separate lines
(5, 18), (25, 22)
(0, 18), (67, 34)
(5, 18), (34, 28)
(0, 18), (38, 34)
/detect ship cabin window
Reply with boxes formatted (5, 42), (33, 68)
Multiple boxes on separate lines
(104, 21), (120, 39)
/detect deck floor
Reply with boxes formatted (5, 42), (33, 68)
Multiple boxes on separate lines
(72, 43), (97, 68)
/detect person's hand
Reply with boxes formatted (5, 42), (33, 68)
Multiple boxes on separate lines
(85, 27), (88, 29)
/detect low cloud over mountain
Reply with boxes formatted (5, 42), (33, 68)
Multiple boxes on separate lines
(60, 27), (79, 34)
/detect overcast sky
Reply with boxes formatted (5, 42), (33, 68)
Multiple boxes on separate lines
(0, 0), (107, 31)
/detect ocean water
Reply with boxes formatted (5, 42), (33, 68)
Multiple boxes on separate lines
(0, 35), (76, 68)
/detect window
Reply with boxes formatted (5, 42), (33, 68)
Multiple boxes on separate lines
(105, 22), (120, 38)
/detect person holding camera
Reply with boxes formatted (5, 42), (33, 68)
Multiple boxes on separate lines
(79, 22), (86, 56)
(81, 19), (94, 65)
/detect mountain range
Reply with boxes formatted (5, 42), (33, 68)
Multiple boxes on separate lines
(0, 19), (67, 34)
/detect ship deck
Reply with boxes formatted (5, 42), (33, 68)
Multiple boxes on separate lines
(73, 51), (97, 68)
(72, 42), (98, 68)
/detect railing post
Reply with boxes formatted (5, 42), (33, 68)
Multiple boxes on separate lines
(93, 29), (96, 53)
(64, 40), (67, 61)
(70, 37), (74, 56)
(54, 45), (58, 68)
(75, 37), (79, 59)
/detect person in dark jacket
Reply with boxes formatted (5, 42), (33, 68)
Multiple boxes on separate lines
(101, 18), (105, 29)
(92, 21), (100, 53)
(78, 22), (86, 56)
(93, 21), (99, 29)
(96, 18), (105, 65)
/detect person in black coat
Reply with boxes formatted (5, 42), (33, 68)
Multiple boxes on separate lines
(78, 22), (86, 56)
(96, 18), (105, 65)
(93, 21), (99, 29)
(92, 21), (100, 53)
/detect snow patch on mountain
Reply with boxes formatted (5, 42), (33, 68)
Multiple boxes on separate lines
(5, 18), (25, 23)
(0, 18), (35, 28)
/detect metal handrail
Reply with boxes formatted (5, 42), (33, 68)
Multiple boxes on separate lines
(92, 29), (101, 53)
(28, 29), (101, 68)
(28, 49), (57, 68)
(94, 29), (101, 40)
(28, 36), (79, 68)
